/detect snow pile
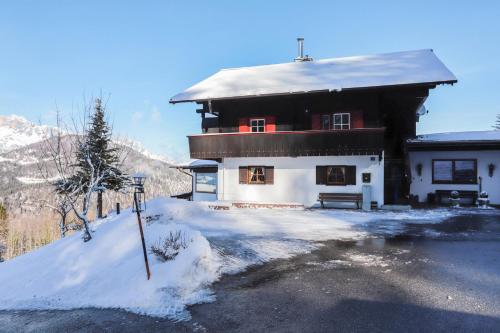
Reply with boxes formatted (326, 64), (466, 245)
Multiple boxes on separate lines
(0, 204), (220, 319)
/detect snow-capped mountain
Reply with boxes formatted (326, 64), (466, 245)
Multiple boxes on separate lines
(0, 114), (190, 217)
(0, 115), (55, 153)
(0, 114), (173, 163)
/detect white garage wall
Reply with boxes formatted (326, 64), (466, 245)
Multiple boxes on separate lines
(409, 150), (500, 205)
(217, 155), (384, 207)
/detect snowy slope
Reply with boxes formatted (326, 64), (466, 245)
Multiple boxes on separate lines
(0, 199), (219, 319)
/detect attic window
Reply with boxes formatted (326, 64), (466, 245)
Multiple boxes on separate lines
(250, 119), (265, 132)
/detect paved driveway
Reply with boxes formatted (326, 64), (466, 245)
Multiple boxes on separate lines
(1, 211), (499, 332)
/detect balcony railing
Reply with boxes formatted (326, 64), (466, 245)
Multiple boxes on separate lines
(188, 128), (385, 160)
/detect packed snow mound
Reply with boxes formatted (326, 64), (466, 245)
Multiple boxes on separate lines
(0, 201), (220, 319)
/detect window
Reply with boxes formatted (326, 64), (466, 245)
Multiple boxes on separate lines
(432, 159), (477, 184)
(319, 113), (351, 130)
(239, 166), (274, 185)
(248, 166), (265, 184)
(195, 172), (217, 193)
(321, 114), (331, 130)
(327, 166), (346, 185)
(333, 113), (350, 130)
(250, 118), (265, 132)
(316, 165), (356, 186)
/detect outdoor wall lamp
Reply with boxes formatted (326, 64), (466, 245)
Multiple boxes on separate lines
(488, 163), (495, 177)
(416, 163), (423, 177)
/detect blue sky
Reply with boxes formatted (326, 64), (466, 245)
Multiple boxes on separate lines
(1, 1), (499, 161)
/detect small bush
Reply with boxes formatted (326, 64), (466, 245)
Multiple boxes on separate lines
(150, 230), (192, 262)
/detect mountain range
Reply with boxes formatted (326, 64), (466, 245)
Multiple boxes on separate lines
(0, 114), (190, 217)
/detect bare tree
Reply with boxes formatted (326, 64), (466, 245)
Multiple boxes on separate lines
(37, 108), (78, 238)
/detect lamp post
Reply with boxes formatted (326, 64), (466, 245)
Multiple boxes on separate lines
(132, 173), (151, 280)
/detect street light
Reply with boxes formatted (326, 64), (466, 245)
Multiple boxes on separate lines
(132, 172), (151, 280)
(132, 173), (146, 213)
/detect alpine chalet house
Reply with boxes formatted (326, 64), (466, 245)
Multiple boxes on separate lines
(170, 42), (456, 208)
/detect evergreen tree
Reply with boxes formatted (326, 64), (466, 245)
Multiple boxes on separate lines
(60, 98), (129, 241)
(494, 114), (500, 130)
(75, 98), (126, 192)
(76, 98), (128, 218)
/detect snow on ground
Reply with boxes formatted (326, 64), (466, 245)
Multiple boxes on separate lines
(0, 197), (494, 320)
(16, 176), (61, 184)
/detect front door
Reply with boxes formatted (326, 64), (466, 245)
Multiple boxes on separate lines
(384, 159), (409, 204)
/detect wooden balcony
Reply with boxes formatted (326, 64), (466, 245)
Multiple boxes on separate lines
(188, 128), (385, 160)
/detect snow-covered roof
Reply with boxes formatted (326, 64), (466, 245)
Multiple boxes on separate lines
(409, 131), (500, 143)
(170, 49), (457, 103)
(175, 159), (218, 169)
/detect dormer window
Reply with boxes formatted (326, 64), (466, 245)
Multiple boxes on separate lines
(250, 118), (265, 132)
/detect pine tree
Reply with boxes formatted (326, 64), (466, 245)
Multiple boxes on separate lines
(60, 98), (129, 241)
(494, 114), (500, 130)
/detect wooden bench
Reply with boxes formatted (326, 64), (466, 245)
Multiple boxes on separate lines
(435, 190), (478, 205)
(318, 193), (363, 209)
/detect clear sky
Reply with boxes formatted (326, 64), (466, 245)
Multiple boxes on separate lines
(1, 1), (499, 161)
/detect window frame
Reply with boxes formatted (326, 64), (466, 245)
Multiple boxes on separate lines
(432, 159), (477, 184)
(194, 171), (217, 194)
(332, 113), (350, 130)
(248, 166), (266, 184)
(250, 118), (266, 133)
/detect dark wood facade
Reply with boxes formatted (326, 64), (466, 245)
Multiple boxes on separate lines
(189, 128), (385, 159)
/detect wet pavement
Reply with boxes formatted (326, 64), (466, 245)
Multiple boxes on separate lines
(1, 210), (499, 332)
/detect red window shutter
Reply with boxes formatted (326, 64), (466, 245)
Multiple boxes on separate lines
(316, 166), (327, 185)
(239, 118), (250, 132)
(311, 114), (321, 130)
(350, 111), (364, 129)
(265, 166), (274, 184)
(239, 166), (248, 184)
(346, 166), (357, 185)
(265, 116), (276, 132)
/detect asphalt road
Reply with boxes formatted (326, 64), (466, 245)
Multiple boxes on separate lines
(0, 211), (499, 333)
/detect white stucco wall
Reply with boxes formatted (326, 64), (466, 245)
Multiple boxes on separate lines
(217, 155), (384, 207)
(409, 150), (500, 205)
